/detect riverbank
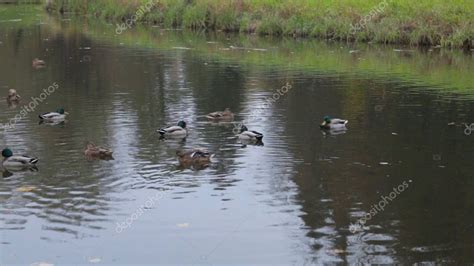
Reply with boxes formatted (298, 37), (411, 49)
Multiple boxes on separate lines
(46, 0), (473, 48)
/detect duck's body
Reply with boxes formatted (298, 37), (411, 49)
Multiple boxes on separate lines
(84, 143), (113, 160)
(39, 108), (68, 122)
(158, 121), (188, 138)
(320, 116), (348, 130)
(2, 148), (38, 169)
(176, 149), (212, 165)
(7, 89), (20, 102)
(206, 108), (234, 121)
(32, 58), (46, 68)
(238, 125), (264, 141)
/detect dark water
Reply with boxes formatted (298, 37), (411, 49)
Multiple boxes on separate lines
(0, 5), (473, 265)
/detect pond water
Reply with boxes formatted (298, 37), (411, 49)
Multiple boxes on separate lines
(0, 5), (473, 265)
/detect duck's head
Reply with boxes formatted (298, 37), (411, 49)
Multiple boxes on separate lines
(323, 116), (332, 123)
(2, 148), (13, 158)
(176, 150), (185, 157)
(56, 108), (69, 115)
(8, 89), (17, 97)
(240, 125), (248, 133)
(177, 121), (186, 128)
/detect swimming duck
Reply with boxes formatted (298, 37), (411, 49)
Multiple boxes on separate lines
(238, 125), (264, 141)
(176, 149), (213, 165)
(39, 108), (69, 121)
(32, 58), (46, 68)
(158, 121), (188, 138)
(7, 89), (20, 102)
(320, 116), (348, 130)
(2, 148), (38, 168)
(206, 108), (234, 121)
(84, 143), (113, 160)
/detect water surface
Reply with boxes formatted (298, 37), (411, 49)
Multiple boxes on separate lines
(0, 5), (473, 265)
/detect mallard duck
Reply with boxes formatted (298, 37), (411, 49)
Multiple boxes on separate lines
(32, 58), (46, 68)
(238, 125), (263, 141)
(7, 89), (20, 102)
(320, 116), (348, 130)
(2, 148), (38, 168)
(206, 108), (234, 121)
(176, 149), (213, 165)
(158, 121), (188, 138)
(84, 143), (113, 159)
(39, 108), (69, 121)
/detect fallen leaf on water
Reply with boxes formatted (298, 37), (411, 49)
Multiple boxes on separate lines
(31, 262), (54, 266)
(329, 249), (345, 254)
(177, 223), (190, 228)
(16, 186), (37, 192)
(89, 257), (101, 263)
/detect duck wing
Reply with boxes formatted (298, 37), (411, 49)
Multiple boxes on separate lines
(11, 156), (38, 164)
(158, 125), (183, 135)
(39, 112), (60, 119)
(206, 111), (223, 119)
(331, 119), (348, 125)
(190, 150), (211, 158)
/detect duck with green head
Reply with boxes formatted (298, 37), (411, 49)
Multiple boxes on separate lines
(320, 115), (348, 130)
(39, 108), (69, 122)
(158, 121), (188, 138)
(2, 148), (38, 168)
(238, 125), (264, 141)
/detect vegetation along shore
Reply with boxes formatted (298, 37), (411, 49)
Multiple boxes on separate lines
(42, 0), (474, 48)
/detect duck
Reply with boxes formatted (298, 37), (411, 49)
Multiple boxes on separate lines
(32, 58), (46, 68)
(158, 121), (188, 138)
(39, 108), (69, 122)
(7, 89), (20, 102)
(84, 142), (113, 160)
(2, 148), (38, 168)
(176, 149), (213, 165)
(238, 125), (264, 141)
(320, 116), (348, 130)
(206, 108), (234, 121)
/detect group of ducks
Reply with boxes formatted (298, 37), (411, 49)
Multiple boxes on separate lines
(157, 108), (265, 167)
(2, 59), (349, 171)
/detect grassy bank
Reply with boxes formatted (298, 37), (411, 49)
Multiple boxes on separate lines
(48, 0), (474, 48)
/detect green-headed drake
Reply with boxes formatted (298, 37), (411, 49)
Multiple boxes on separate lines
(238, 125), (264, 141)
(320, 116), (348, 130)
(2, 148), (38, 168)
(39, 108), (69, 122)
(158, 121), (188, 138)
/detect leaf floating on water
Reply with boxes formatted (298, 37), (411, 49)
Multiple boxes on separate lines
(16, 186), (37, 192)
(31, 262), (54, 266)
(329, 248), (345, 254)
(177, 223), (190, 228)
(89, 257), (101, 263)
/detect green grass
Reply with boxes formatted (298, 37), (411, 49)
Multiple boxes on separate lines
(47, 0), (474, 47)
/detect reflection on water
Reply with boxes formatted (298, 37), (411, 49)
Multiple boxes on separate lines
(0, 6), (473, 265)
